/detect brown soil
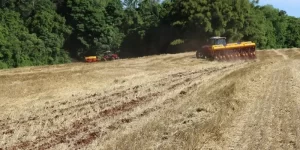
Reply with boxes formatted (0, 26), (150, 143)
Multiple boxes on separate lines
(1, 49), (300, 149)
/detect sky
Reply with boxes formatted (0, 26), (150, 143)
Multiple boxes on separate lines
(259, 0), (300, 17)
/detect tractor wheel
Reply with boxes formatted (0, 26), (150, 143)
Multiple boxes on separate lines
(196, 50), (204, 59)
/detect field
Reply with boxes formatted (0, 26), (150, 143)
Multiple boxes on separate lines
(1, 49), (300, 149)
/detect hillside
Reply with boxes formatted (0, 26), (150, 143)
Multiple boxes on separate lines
(1, 49), (300, 149)
(2, 0), (300, 69)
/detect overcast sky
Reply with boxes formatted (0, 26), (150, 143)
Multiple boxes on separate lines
(259, 0), (300, 17)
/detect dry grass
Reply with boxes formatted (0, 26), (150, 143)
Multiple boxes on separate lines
(0, 49), (300, 149)
(281, 49), (300, 59)
(108, 60), (270, 150)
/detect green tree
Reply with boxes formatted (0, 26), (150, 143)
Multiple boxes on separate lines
(120, 0), (167, 56)
(64, 0), (124, 59)
(25, 0), (71, 64)
(285, 16), (300, 48)
(0, 8), (47, 68)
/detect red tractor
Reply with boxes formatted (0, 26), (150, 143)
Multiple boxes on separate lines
(84, 51), (119, 62)
(101, 51), (119, 61)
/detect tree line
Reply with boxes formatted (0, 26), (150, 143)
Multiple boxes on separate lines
(0, 0), (300, 69)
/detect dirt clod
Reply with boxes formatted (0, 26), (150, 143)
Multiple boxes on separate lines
(196, 108), (206, 112)
(180, 91), (187, 95)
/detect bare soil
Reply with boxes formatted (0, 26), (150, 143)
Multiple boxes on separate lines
(1, 49), (300, 150)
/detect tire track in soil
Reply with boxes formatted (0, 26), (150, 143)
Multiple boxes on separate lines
(107, 60), (256, 150)
(256, 50), (274, 61)
(270, 66), (300, 150)
(247, 63), (300, 150)
(3, 50), (300, 150)
(292, 49), (300, 58)
(197, 60), (276, 150)
(61, 64), (239, 149)
(291, 65), (300, 149)
(274, 50), (288, 60)
(294, 49), (300, 53)
(4, 63), (242, 150)
(226, 67), (275, 149)
(201, 60), (300, 150)
(102, 65), (240, 148)
(248, 69), (283, 150)
(1, 67), (216, 127)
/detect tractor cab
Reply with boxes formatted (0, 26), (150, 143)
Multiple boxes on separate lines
(102, 50), (119, 61)
(104, 51), (113, 56)
(208, 37), (227, 46)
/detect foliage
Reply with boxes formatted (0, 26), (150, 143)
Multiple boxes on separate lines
(170, 39), (184, 46)
(63, 0), (125, 59)
(0, 9), (47, 69)
(0, 0), (71, 69)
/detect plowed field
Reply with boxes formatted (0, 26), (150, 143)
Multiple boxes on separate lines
(1, 49), (300, 150)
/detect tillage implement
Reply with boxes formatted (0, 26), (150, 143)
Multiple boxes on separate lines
(196, 37), (256, 61)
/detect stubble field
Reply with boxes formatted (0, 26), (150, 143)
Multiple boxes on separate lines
(1, 48), (300, 149)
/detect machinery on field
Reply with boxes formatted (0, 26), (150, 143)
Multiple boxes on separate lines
(85, 56), (98, 62)
(85, 51), (119, 62)
(102, 51), (119, 61)
(196, 37), (256, 61)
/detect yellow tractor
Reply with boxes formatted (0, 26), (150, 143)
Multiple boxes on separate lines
(196, 37), (256, 60)
(85, 56), (98, 62)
